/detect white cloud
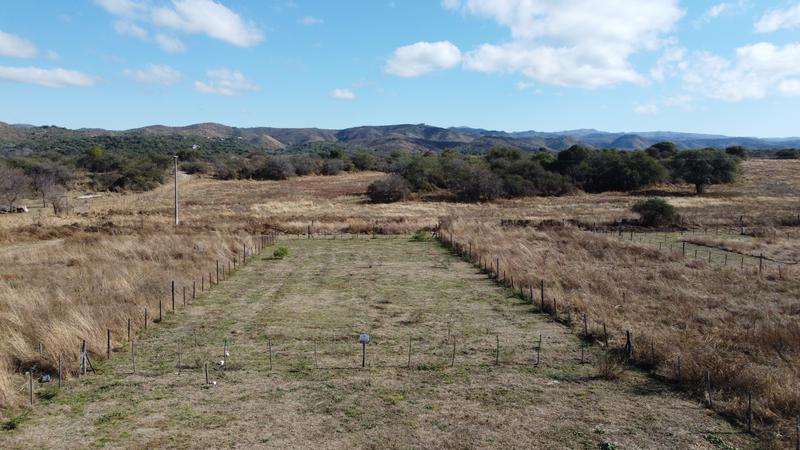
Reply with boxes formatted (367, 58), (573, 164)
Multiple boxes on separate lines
(0, 66), (96, 88)
(194, 68), (259, 96)
(445, 0), (684, 88)
(123, 64), (182, 85)
(663, 94), (694, 110)
(94, 0), (145, 18)
(634, 103), (659, 115)
(0, 31), (38, 58)
(778, 79), (800, 96)
(682, 42), (800, 101)
(330, 88), (356, 100)
(650, 47), (686, 82)
(385, 41), (461, 77)
(755, 3), (800, 32)
(152, 0), (263, 47)
(299, 16), (323, 26)
(114, 20), (149, 40)
(155, 34), (187, 53)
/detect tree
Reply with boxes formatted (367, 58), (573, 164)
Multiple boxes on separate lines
(367, 175), (411, 203)
(645, 142), (678, 159)
(632, 198), (679, 227)
(670, 149), (740, 194)
(0, 165), (32, 209)
(725, 146), (748, 159)
(582, 151), (667, 193)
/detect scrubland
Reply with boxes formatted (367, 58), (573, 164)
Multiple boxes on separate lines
(0, 159), (797, 447)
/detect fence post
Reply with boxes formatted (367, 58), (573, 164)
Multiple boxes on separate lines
(171, 281), (176, 312)
(268, 338), (273, 371)
(159, 297), (163, 322)
(57, 355), (63, 388)
(450, 337), (456, 367)
(495, 335), (500, 366)
(624, 330), (633, 360)
(746, 391), (753, 433)
(144, 307), (148, 329)
(408, 336), (412, 369)
(536, 334), (542, 365)
(192, 281), (196, 302)
(27, 371), (33, 405)
(131, 340), (136, 374)
(107, 329), (111, 359)
(759, 254), (764, 275)
(204, 362), (209, 385)
(127, 318), (131, 342)
(540, 279), (545, 311)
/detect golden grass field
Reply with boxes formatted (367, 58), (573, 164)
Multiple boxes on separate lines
(0, 159), (798, 447)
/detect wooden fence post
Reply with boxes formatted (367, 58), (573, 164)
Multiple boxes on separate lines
(450, 337), (456, 367)
(127, 318), (131, 342)
(204, 362), (209, 385)
(192, 281), (196, 302)
(159, 297), (163, 322)
(624, 330), (633, 360)
(107, 329), (111, 359)
(144, 307), (148, 329)
(540, 279), (545, 311)
(495, 335), (500, 366)
(536, 334), (542, 365)
(746, 391), (753, 433)
(171, 281), (176, 312)
(131, 341), (136, 374)
(27, 371), (33, 405)
(408, 336), (412, 369)
(268, 338), (273, 371)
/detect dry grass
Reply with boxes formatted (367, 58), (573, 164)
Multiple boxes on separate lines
(0, 239), (750, 449)
(0, 158), (797, 445)
(442, 218), (800, 445)
(0, 231), (258, 407)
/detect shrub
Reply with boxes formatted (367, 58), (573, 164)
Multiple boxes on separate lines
(632, 198), (679, 227)
(291, 155), (322, 176)
(255, 157), (296, 180)
(410, 231), (432, 242)
(321, 159), (346, 176)
(367, 175), (411, 203)
(273, 247), (289, 259)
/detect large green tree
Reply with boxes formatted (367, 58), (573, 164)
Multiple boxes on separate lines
(670, 149), (740, 194)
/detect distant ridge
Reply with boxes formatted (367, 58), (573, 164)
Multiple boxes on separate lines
(1, 121), (799, 154)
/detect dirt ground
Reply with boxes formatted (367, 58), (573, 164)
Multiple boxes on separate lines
(0, 238), (750, 449)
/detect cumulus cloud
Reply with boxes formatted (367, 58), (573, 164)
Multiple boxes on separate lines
(438, 0), (684, 88)
(330, 88), (355, 100)
(123, 64), (182, 85)
(96, 0), (263, 51)
(94, 0), (146, 18)
(298, 16), (323, 26)
(0, 31), (38, 58)
(385, 41), (461, 77)
(682, 42), (800, 101)
(755, 3), (800, 32)
(194, 68), (259, 96)
(114, 20), (149, 40)
(155, 34), (187, 53)
(0, 66), (96, 88)
(152, 0), (263, 47)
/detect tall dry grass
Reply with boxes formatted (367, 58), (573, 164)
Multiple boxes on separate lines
(0, 230), (258, 408)
(442, 218), (800, 444)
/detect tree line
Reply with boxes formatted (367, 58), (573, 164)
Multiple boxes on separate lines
(368, 143), (744, 203)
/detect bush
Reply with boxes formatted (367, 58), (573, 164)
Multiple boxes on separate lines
(632, 198), (679, 227)
(321, 159), (346, 176)
(410, 231), (433, 242)
(273, 247), (289, 259)
(255, 157), (296, 180)
(367, 175), (411, 203)
(291, 155), (322, 176)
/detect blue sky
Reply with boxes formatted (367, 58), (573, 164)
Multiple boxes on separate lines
(0, 0), (799, 137)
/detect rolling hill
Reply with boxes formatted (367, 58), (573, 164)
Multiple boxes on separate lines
(1, 121), (799, 156)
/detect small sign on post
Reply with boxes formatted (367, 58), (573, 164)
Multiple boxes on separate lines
(358, 333), (370, 368)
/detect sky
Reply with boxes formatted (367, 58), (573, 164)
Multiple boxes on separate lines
(0, 0), (799, 137)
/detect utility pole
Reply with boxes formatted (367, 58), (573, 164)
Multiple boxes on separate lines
(173, 155), (179, 226)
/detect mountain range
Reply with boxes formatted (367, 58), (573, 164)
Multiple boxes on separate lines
(2, 121), (798, 154)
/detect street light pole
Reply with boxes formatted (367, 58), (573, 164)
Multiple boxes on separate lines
(173, 155), (179, 226)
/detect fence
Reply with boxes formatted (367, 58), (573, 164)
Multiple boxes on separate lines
(436, 224), (800, 443)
